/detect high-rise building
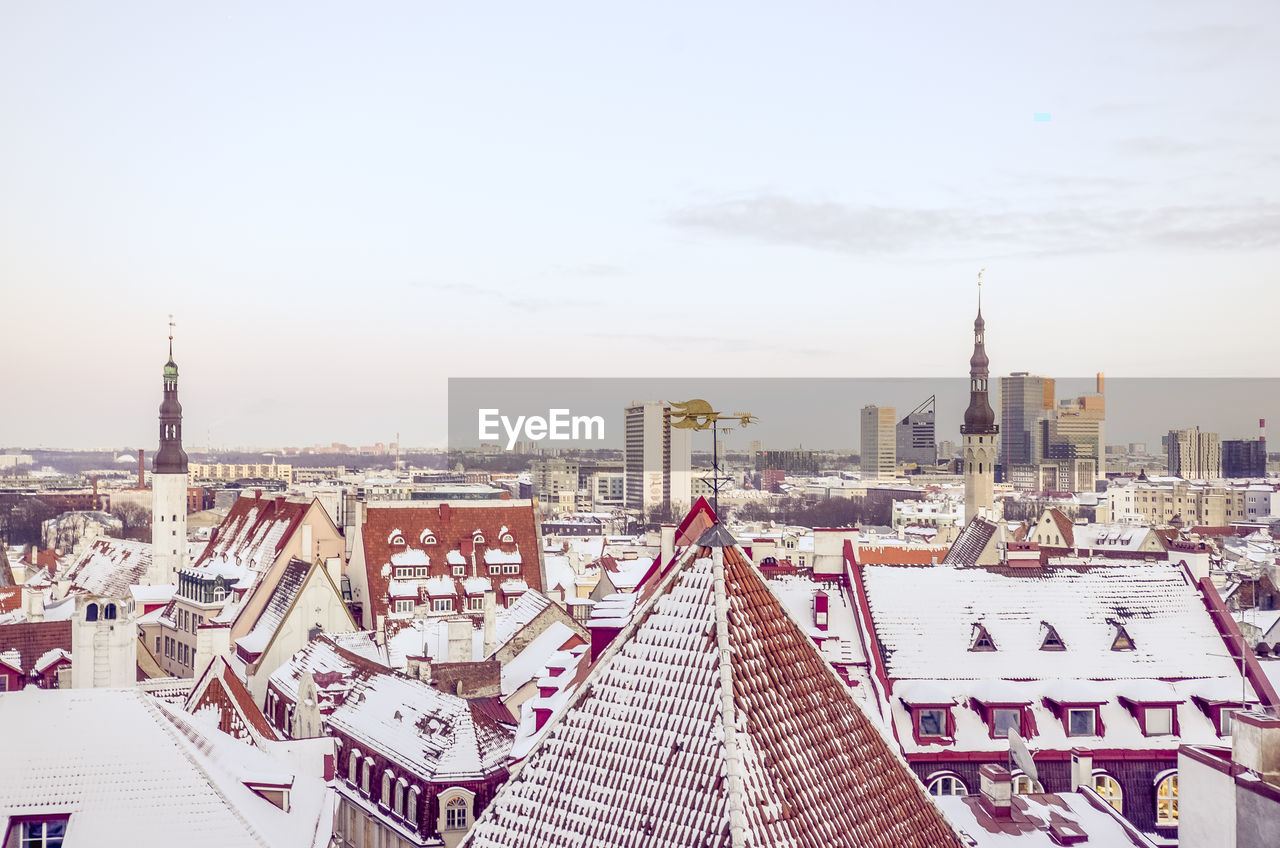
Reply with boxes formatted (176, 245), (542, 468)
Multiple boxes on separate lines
(1166, 427), (1222, 480)
(860, 405), (896, 480)
(754, 449), (818, 476)
(1223, 423), (1267, 478)
(1041, 373), (1106, 487)
(961, 293), (998, 524)
(999, 372), (1054, 471)
(895, 395), (937, 467)
(150, 328), (189, 585)
(623, 402), (692, 518)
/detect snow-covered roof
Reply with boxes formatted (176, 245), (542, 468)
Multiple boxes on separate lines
(934, 790), (1158, 847)
(327, 672), (513, 782)
(493, 591), (551, 646)
(0, 688), (335, 848)
(234, 558), (313, 656)
(461, 538), (966, 848)
(483, 548), (522, 565)
(62, 538), (154, 597)
(499, 621), (581, 697)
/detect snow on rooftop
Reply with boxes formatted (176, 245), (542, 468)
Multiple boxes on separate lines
(390, 548), (431, 567)
(500, 621), (578, 696)
(934, 791), (1153, 848)
(483, 548), (522, 565)
(446, 550), (467, 566)
(62, 538), (154, 597)
(493, 591), (551, 646)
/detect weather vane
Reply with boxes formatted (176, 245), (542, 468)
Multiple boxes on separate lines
(667, 400), (757, 518)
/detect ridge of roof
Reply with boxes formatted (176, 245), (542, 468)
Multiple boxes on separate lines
(712, 545), (748, 848)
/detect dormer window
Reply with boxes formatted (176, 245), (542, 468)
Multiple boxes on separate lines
(1145, 706), (1174, 735)
(969, 624), (996, 652)
(389, 533), (406, 546)
(500, 532), (514, 543)
(1111, 624), (1135, 651)
(473, 532), (485, 545)
(420, 530), (437, 545)
(1068, 708), (1097, 736)
(1040, 624), (1065, 651)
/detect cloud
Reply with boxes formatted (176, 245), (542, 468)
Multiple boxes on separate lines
(555, 263), (626, 277)
(585, 329), (836, 359)
(667, 194), (1280, 256)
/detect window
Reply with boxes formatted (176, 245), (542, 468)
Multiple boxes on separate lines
(381, 770), (392, 807)
(414, 567), (428, 578)
(1111, 625), (1135, 651)
(1145, 707), (1174, 736)
(395, 567), (411, 579)
(421, 532), (436, 545)
(1219, 707), (1236, 736)
(452, 565), (466, 577)
(969, 624), (996, 652)
(1040, 625), (1065, 651)
(431, 598), (453, 613)
(85, 604), (98, 622)
(155, 637), (160, 653)
(0, 677), (7, 692)
(361, 759), (372, 795)
(406, 787), (419, 826)
(444, 796), (469, 830)
(927, 775), (966, 796)
(1068, 708), (1096, 736)
(16, 819), (67, 847)
(1093, 774), (1122, 812)
(489, 564), (501, 575)
(394, 778), (406, 816)
(473, 533), (485, 545)
(1012, 774), (1042, 795)
(918, 708), (947, 737)
(348, 750), (361, 784)
(1156, 774), (1178, 825)
(504, 564), (520, 575)
(469, 596), (485, 611)
(395, 600), (413, 614)
(103, 604), (116, 620)
(992, 708), (1022, 739)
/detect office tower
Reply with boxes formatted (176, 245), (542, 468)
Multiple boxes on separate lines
(624, 402), (692, 518)
(896, 395), (937, 467)
(1223, 421), (1267, 478)
(1000, 372), (1054, 472)
(860, 405), (896, 480)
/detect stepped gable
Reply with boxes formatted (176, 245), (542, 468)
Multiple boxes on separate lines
(462, 523), (966, 848)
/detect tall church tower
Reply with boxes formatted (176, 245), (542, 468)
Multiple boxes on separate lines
(961, 281), (998, 524)
(150, 319), (189, 585)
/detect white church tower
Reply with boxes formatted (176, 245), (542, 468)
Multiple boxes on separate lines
(71, 595), (138, 688)
(961, 280), (998, 524)
(149, 318), (189, 585)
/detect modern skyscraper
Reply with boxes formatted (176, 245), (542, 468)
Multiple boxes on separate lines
(860, 405), (896, 480)
(999, 372), (1054, 471)
(1042, 373), (1106, 486)
(1223, 436), (1267, 478)
(896, 395), (937, 467)
(961, 292), (998, 524)
(623, 402), (692, 518)
(1166, 427), (1222, 480)
(150, 325), (189, 585)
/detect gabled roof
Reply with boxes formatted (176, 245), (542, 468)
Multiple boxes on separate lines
(1042, 508), (1075, 548)
(235, 558), (313, 656)
(62, 537), (155, 597)
(186, 654), (280, 745)
(463, 533), (966, 848)
(192, 495), (312, 576)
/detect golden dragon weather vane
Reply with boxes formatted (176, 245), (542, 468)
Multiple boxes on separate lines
(667, 400), (757, 517)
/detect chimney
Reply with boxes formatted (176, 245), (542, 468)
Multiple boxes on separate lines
(1262, 418), (1267, 445)
(1232, 709), (1280, 786)
(978, 764), (1012, 817)
(482, 590), (497, 657)
(1070, 748), (1092, 791)
(137, 450), (145, 488)
(323, 754), (335, 782)
(1096, 372), (1105, 395)
(660, 524), (676, 565)
(446, 617), (472, 663)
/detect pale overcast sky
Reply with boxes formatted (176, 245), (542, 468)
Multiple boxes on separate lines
(2, 2), (1277, 449)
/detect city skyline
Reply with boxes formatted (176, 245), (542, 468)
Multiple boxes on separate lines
(3, 2), (1279, 447)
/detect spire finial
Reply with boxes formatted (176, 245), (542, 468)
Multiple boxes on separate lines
(168, 314), (174, 358)
(977, 268), (984, 310)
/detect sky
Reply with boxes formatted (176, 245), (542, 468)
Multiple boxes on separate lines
(2, 2), (1278, 449)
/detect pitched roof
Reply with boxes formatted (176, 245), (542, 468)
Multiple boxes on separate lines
(193, 495), (311, 576)
(0, 619), (72, 675)
(1045, 508), (1075, 547)
(235, 557), (313, 656)
(187, 655), (281, 745)
(942, 517), (999, 566)
(62, 537), (155, 597)
(462, 534), (966, 848)
(361, 501), (543, 621)
(0, 688), (334, 848)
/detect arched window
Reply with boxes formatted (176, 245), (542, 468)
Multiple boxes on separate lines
(1155, 773), (1178, 825)
(445, 796), (469, 830)
(381, 770), (393, 808)
(1093, 773), (1123, 811)
(473, 533), (485, 545)
(500, 533), (513, 543)
(85, 604), (98, 622)
(406, 786), (420, 827)
(348, 749), (361, 785)
(1012, 774), (1042, 794)
(361, 758), (372, 795)
(927, 774), (967, 796)
(394, 778), (407, 816)
(103, 604), (117, 620)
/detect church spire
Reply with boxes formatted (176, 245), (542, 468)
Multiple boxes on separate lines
(154, 316), (188, 475)
(962, 273), (996, 435)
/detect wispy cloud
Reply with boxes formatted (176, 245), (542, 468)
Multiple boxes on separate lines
(667, 194), (1280, 256)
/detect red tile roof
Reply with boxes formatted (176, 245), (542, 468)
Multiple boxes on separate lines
(361, 501), (543, 622)
(193, 495), (311, 572)
(187, 656), (280, 743)
(854, 545), (949, 566)
(463, 534), (965, 848)
(0, 620), (73, 674)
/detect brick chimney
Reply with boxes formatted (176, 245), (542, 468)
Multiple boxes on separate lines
(978, 763), (1012, 817)
(1233, 709), (1280, 787)
(137, 449), (145, 488)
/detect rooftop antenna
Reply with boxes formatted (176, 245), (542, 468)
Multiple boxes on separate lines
(668, 400), (757, 518)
